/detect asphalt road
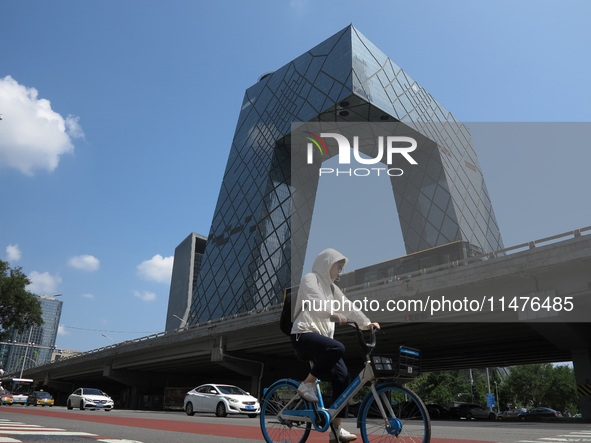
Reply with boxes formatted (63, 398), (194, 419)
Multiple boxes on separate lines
(0, 406), (589, 442)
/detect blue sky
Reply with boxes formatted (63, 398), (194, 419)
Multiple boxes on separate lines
(1, 0), (590, 353)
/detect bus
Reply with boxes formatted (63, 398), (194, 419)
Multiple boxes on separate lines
(336, 241), (484, 290)
(0, 378), (34, 404)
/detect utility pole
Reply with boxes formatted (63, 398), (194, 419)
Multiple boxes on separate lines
(469, 369), (475, 403)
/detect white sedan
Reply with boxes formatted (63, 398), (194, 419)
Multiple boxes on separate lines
(184, 384), (260, 418)
(67, 388), (114, 411)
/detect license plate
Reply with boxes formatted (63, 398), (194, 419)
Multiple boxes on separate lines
(245, 406), (254, 410)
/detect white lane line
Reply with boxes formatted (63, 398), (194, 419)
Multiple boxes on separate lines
(98, 440), (145, 443)
(0, 431), (97, 436)
(0, 426), (61, 430)
(0, 418), (143, 441)
(0, 426), (41, 428)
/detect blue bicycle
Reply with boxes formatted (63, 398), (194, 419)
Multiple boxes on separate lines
(259, 320), (431, 442)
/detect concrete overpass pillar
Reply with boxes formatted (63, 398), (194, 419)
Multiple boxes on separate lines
(211, 336), (264, 398)
(129, 386), (138, 409)
(572, 348), (591, 419)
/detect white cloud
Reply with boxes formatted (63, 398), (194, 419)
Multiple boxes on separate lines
(57, 324), (70, 336)
(0, 75), (83, 175)
(26, 271), (61, 295)
(137, 254), (173, 283)
(133, 290), (156, 302)
(65, 115), (84, 138)
(81, 293), (95, 299)
(68, 254), (100, 272)
(6, 244), (21, 261)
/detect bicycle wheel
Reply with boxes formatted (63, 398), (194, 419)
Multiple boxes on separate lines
(260, 379), (312, 443)
(359, 382), (430, 443)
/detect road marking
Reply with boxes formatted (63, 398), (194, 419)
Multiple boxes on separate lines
(0, 426), (64, 431)
(0, 418), (143, 442)
(97, 441), (144, 443)
(1, 431), (97, 435)
(518, 432), (591, 443)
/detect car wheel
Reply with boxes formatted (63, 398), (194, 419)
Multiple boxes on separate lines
(466, 412), (473, 420)
(185, 402), (195, 416)
(497, 416), (503, 421)
(520, 415), (527, 421)
(67, 401), (73, 410)
(489, 413), (495, 421)
(215, 402), (227, 417)
(79, 401), (85, 410)
(248, 413), (258, 418)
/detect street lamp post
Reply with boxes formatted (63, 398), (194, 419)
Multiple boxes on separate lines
(101, 334), (115, 343)
(19, 327), (34, 378)
(494, 381), (500, 413)
(172, 314), (187, 329)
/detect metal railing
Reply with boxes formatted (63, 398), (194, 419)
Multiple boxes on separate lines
(341, 225), (591, 294)
(17, 304), (282, 373)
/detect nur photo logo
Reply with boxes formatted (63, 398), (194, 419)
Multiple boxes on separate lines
(304, 131), (418, 177)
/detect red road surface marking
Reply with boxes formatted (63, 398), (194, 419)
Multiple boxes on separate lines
(1, 408), (495, 442)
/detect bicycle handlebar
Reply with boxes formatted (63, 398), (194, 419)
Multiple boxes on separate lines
(330, 316), (376, 359)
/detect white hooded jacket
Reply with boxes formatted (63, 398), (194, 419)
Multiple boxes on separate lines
(291, 248), (371, 338)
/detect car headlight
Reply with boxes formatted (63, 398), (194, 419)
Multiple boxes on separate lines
(224, 397), (239, 403)
(84, 398), (94, 402)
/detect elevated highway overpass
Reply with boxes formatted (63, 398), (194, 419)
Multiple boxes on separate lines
(18, 227), (591, 415)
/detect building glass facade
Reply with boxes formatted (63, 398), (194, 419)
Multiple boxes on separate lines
(1, 295), (62, 374)
(188, 25), (503, 324)
(165, 233), (207, 331)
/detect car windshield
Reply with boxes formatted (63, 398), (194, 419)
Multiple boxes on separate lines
(36, 392), (52, 398)
(217, 385), (247, 395)
(82, 388), (104, 396)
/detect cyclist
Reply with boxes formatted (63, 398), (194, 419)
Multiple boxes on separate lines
(291, 248), (380, 443)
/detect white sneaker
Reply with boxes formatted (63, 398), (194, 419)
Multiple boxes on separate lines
(296, 381), (318, 403)
(330, 426), (358, 442)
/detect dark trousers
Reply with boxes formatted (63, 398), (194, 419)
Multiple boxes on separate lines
(291, 332), (350, 417)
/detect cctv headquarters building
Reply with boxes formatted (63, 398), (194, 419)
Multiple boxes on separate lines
(187, 25), (503, 325)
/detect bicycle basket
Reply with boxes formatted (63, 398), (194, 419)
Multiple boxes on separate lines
(370, 346), (421, 379)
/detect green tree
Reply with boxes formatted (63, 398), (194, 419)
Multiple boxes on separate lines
(544, 365), (578, 414)
(503, 363), (553, 408)
(0, 259), (43, 340)
(411, 370), (473, 405)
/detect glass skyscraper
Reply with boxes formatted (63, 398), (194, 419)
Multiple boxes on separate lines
(1, 294), (62, 373)
(188, 25), (503, 324)
(165, 232), (207, 331)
